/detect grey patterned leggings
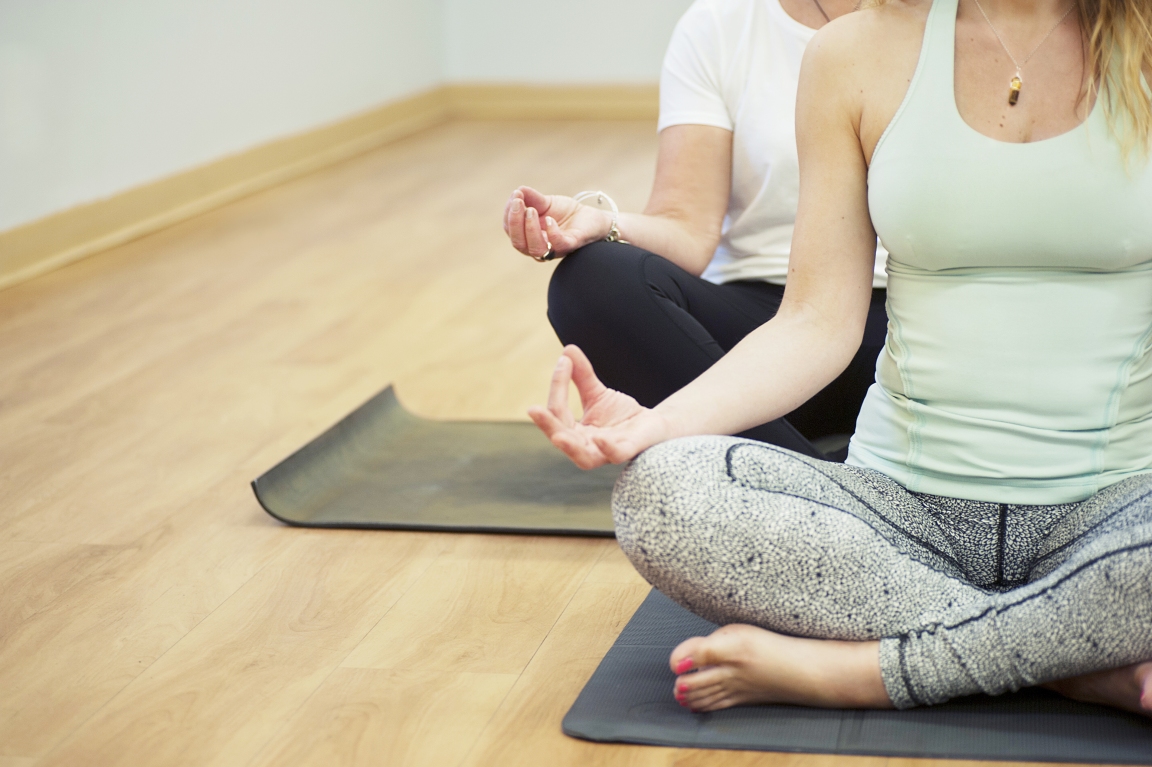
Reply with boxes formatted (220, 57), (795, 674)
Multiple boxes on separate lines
(612, 436), (1152, 708)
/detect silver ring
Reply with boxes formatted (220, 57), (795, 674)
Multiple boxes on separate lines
(533, 248), (557, 263)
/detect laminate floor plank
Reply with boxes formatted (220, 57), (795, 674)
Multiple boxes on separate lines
(35, 531), (444, 767)
(341, 536), (607, 674)
(248, 667), (520, 767)
(460, 578), (661, 767)
(0, 541), (125, 631)
(0, 492), (292, 758)
(0, 757), (36, 767)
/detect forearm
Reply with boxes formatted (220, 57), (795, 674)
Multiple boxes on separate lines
(613, 210), (719, 277)
(653, 300), (864, 438)
(606, 124), (730, 276)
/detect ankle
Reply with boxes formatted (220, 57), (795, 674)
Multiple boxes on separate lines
(825, 640), (891, 708)
(783, 637), (891, 708)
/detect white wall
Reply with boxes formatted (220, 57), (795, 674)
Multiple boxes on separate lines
(443, 0), (693, 83)
(0, 0), (443, 232)
(0, 0), (690, 234)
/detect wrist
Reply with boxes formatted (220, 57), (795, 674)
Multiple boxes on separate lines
(593, 208), (614, 241)
(574, 191), (628, 245)
(651, 400), (695, 441)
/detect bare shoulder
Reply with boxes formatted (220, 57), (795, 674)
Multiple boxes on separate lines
(800, 0), (931, 159)
(807, 0), (927, 63)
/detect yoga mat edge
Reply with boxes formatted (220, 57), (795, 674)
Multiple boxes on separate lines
(251, 385), (618, 536)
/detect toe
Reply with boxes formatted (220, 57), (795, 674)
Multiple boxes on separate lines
(691, 688), (738, 712)
(670, 636), (708, 674)
(677, 665), (726, 693)
(1138, 664), (1152, 711)
(671, 625), (750, 674)
(680, 680), (723, 706)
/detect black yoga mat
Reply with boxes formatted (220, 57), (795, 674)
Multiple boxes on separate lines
(252, 386), (619, 535)
(564, 589), (1152, 763)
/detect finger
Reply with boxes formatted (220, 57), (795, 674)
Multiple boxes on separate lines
(508, 198), (529, 253)
(528, 408), (606, 469)
(563, 345), (609, 406)
(520, 186), (550, 214)
(551, 431), (607, 470)
(524, 208), (551, 258)
(528, 405), (567, 440)
(543, 216), (577, 256)
(503, 190), (522, 234)
(547, 356), (576, 427)
(592, 433), (639, 464)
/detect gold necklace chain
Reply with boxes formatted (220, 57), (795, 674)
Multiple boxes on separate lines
(970, 0), (1076, 105)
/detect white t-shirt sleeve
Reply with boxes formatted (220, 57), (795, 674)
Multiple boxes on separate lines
(658, 1), (733, 133)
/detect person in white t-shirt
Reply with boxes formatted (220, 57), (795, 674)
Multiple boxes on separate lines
(502, 0), (886, 460)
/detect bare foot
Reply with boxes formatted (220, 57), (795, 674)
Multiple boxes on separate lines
(1044, 661), (1152, 717)
(669, 624), (892, 713)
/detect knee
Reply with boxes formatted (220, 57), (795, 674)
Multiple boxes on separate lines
(612, 436), (741, 567)
(547, 242), (645, 335)
(612, 438), (838, 572)
(550, 240), (631, 293)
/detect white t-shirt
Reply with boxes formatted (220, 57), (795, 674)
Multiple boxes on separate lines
(659, 0), (888, 287)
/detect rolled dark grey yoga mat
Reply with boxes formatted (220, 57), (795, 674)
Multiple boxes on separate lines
(252, 386), (619, 536)
(563, 589), (1152, 763)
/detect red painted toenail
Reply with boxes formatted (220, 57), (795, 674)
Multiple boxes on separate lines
(675, 658), (694, 674)
(677, 684), (688, 694)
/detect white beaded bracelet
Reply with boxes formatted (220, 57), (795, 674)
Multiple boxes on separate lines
(573, 191), (628, 244)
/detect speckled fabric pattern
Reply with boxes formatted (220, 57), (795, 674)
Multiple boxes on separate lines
(612, 436), (1152, 709)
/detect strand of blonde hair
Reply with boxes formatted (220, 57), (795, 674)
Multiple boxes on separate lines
(1081, 0), (1152, 158)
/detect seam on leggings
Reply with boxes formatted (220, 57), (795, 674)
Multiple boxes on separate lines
(910, 539), (1152, 635)
(638, 253), (726, 366)
(1032, 487), (1152, 569)
(898, 637), (925, 706)
(725, 442), (969, 576)
(943, 626), (984, 691)
(899, 628), (982, 705)
(995, 504), (1008, 588)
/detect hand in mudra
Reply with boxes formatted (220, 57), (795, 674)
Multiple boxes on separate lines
(528, 346), (675, 469)
(503, 186), (610, 260)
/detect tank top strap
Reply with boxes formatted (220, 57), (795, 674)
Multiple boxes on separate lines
(902, 0), (961, 116)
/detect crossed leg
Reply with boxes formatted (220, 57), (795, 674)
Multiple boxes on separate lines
(612, 436), (1152, 714)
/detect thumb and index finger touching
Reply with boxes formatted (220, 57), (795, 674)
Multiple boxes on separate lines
(518, 186), (552, 214)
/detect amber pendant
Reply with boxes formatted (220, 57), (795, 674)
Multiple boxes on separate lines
(1008, 75), (1022, 106)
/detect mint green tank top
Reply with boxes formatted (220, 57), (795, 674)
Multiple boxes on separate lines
(848, 0), (1152, 503)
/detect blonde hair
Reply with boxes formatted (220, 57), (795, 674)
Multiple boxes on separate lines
(1081, 0), (1152, 157)
(861, 0), (1152, 157)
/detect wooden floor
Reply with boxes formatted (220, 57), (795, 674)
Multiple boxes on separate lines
(0, 120), (1076, 767)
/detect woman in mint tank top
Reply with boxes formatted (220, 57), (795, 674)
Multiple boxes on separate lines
(529, 0), (1152, 716)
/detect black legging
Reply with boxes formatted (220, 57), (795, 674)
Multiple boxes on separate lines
(546, 241), (888, 460)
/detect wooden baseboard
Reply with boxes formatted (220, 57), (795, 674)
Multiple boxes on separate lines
(446, 83), (658, 120)
(0, 83), (657, 291)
